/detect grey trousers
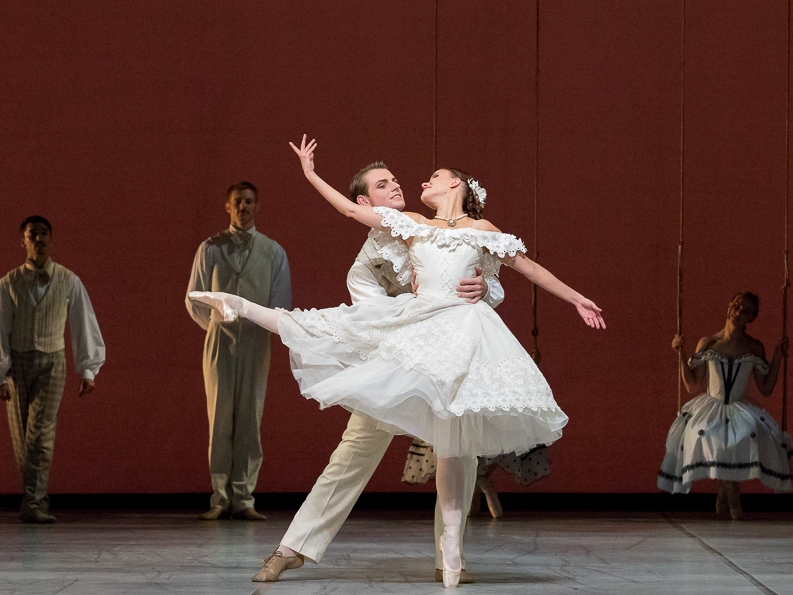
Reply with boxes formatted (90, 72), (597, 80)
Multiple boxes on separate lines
(203, 321), (271, 513)
(5, 349), (67, 516)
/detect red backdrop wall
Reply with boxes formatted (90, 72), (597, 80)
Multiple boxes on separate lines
(0, 0), (789, 496)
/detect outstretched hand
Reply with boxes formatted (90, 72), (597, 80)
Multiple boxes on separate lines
(672, 334), (685, 352)
(574, 298), (606, 329)
(289, 134), (317, 175)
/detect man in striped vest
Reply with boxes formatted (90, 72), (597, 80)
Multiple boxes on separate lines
(0, 215), (105, 523)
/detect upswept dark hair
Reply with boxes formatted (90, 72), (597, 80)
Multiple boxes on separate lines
(20, 215), (52, 234)
(730, 291), (760, 317)
(349, 161), (390, 202)
(227, 181), (258, 202)
(443, 168), (484, 220)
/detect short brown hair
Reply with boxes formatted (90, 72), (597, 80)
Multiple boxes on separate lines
(349, 161), (389, 202)
(227, 181), (258, 202)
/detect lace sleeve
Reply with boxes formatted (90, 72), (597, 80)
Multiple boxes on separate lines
(472, 231), (527, 286)
(366, 229), (414, 286)
(373, 207), (425, 240)
(476, 232), (527, 259)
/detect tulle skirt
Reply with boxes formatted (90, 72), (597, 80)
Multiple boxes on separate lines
(278, 293), (568, 458)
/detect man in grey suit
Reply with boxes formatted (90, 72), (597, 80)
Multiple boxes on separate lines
(186, 182), (292, 520)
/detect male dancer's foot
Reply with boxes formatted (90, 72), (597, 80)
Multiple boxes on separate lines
(252, 547), (304, 582)
(235, 508), (268, 521)
(198, 506), (229, 520)
(21, 509), (56, 524)
(250, 545), (474, 584)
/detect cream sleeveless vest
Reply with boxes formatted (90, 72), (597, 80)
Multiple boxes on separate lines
(6, 263), (71, 353)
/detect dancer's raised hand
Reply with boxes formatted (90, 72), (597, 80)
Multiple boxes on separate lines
(289, 134), (317, 175)
(574, 298), (606, 329)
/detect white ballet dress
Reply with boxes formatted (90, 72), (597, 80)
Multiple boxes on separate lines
(276, 207), (568, 458)
(657, 349), (793, 493)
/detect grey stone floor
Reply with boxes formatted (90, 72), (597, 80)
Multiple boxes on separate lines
(0, 509), (791, 594)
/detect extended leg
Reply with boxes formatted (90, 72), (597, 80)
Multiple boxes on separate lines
(252, 413), (393, 582)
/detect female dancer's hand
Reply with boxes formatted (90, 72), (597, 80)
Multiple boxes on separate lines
(574, 298), (606, 329)
(289, 134), (317, 175)
(672, 334), (685, 352)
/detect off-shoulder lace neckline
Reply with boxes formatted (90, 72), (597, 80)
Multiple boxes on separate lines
(694, 349), (763, 361)
(375, 207), (501, 235)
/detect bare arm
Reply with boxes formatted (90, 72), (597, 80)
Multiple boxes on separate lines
(501, 252), (605, 329)
(755, 337), (789, 397)
(290, 135), (387, 229)
(674, 335), (708, 394)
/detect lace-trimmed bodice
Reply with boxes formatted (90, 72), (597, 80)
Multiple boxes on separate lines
(688, 349), (769, 404)
(370, 207), (526, 298)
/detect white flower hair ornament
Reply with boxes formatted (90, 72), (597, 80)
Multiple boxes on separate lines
(467, 178), (487, 208)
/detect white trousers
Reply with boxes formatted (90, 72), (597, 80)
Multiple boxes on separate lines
(281, 411), (476, 567)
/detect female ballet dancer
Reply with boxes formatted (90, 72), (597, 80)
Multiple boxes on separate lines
(190, 136), (606, 587)
(658, 292), (792, 519)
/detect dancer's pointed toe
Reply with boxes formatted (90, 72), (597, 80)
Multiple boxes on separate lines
(189, 291), (239, 322)
(439, 526), (462, 588)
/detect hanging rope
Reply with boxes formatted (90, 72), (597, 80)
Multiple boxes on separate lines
(531, 0), (541, 365)
(432, 0), (439, 171)
(783, 0), (790, 432)
(677, 0), (687, 413)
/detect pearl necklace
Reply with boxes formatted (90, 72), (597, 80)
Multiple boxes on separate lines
(433, 214), (468, 227)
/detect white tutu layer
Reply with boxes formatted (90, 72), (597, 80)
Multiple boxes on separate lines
(658, 393), (793, 493)
(278, 293), (567, 458)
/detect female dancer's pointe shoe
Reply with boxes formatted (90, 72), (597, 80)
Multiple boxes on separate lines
(439, 526), (462, 588)
(476, 475), (503, 518)
(189, 291), (242, 323)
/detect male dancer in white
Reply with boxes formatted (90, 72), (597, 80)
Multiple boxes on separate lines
(252, 162), (504, 583)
